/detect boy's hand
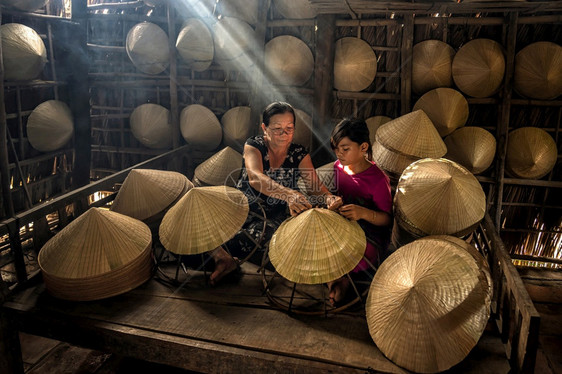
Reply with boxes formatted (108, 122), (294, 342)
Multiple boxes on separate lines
(338, 204), (368, 221)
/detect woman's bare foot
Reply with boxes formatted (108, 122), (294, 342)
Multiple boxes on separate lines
(327, 276), (350, 306)
(209, 247), (239, 286)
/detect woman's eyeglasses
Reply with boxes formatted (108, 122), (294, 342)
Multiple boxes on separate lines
(268, 127), (295, 136)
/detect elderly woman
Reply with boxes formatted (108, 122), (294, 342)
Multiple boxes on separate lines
(210, 101), (342, 284)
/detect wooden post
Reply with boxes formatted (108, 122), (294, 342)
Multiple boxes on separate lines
(400, 14), (414, 115)
(0, 9), (15, 218)
(248, 0), (271, 135)
(312, 14), (336, 165)
(70, 1), (91, 188)
(494, 12), (518, 230)
(167, 4), (180, 150)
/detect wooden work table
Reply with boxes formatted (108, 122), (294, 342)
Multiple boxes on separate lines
(2, 262), (510, 373)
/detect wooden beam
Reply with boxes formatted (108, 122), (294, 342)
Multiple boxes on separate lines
(400, 14), (414, 115)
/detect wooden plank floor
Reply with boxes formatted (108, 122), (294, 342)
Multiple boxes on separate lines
(6, 262), (511, 373)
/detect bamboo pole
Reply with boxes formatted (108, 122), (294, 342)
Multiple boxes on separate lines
(400, 14), (414, 115)
(167, 4), (180, 150)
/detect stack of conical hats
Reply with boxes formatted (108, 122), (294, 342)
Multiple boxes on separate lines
(412, 39), (455, 95)
(176, 18), (214, 72)
(394, 158), (486, 240)
(506, 127), (557, 179)
(366, 236), (491, 373)
(212, 17), (256, 71)
(445, 127), (496, 175)
(334, 37), (377, 92)
(514, 42), (562, 100)
(194, 147), (243, 187)
(373, 110), (447, 178)
(412, 88), (469, 137)
(111, 169), (192, 221)
(452, 38), (505, 98)
(159, 186), (249, 255)
(269, 208), (366, 284)
(265, 35), (314, 86)
(221, 106), (252, 151)
(126, 22), (169, 75)
(365, 115), (392, 144)
(180, 104), (222, 151)
(38, 208), (153, 301)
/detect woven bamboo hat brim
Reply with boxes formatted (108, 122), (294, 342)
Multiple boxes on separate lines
(38, 208), (152, 301)
(376, 110), (447, 158)
(372, 141), (419, 177)
(216, 0), (258, 25)
(176, 18), (214, 72)
(366, 115), (392, 144)
(506, 127), (557, 179)
(269, 208), (366, 284)
(412, 88), (469, 137)
(221, 106), (252, 151)
(129, 103), (172, 149)
(334, 37), (377, 92)
(126, 22), (170, 75)
(293, 109), (313, 149)
(159, 186), (249, 255)
(514, 41), (562, 100)
(194, 146), (243, 187)
(452, 38), (505, 98)
(1, 23), (47, 81)
(212, 17), (257, 71)
(180, 104), (222, 151)
(110, 169), (192, 221)
(445, 127), (496, 175)
(27, 100), (74, 153)
(395, 158), (486, 236)
(274, 0), (317, 19)
(2, 0), (48, 12)
(366, 237), (490, 373)
(265, 35), (314, 86)
(412, 40), (455, 95)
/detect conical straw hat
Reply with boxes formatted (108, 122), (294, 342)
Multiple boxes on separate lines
(126, 22), (169, 75)
(1, 23), (47, 81)
(293, 108), (313, 149)
(372, 141), (419, 177)
(366, 236), (490, 373)
(2, 0), (48, 12)
(269, 208), (366, 284)
(395, 158), (486, 236)
(412, 39), (455, 95)
(274, 0), (317, 19)
(334, 37), (377, 92)
(129, 103), (172, 149)
(194, 146), (243, 187)
(265, 35), (314, 86)
(180, 104), (222, 151)
(176, 18), (214, 72)
(366, 115), (392, 144)
(452, 38), (505, 98)
(159, 186), (249, 255)
(38, 208), (152, 301)
(111, 169), (192, 221)
(445, 127), (496, 175)
(212, 17), (257, 71)
(412, 88), (469, 137)
(27, 100), (74, 152)
(375, 110), (447, 158)
(221, 106), (252, 151)
(506, 127), (557, 179)
(514, 41), (562, 100)
(216, 0), (259, 25)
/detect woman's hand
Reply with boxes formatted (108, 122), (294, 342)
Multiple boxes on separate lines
(325, 195), (343, 211)
(287, 191), (312, 217)
(338, 204), (369, 221)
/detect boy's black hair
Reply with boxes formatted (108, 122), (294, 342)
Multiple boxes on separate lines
(262, 101), (296, 127)
(330, 118), (373, 161)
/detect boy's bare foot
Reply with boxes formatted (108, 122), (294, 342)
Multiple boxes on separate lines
(327, 276), (350, 306)
(209, 247), (239, 286)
